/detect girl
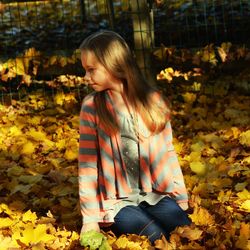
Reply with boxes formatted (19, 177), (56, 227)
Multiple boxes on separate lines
(78, 30), (190, 243)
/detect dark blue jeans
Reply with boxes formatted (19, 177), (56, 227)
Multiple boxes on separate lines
(109, 197), (191, 243)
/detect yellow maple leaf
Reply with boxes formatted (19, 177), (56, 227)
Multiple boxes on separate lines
(42, 139), (55, 152)
(56, 139), (66, 150)
(22, 210), (37, 223)
(24, 47), (41, 58)
(218, 190), (232, 203)
(27, 128), (47, 141)
(64, 93), (77, 103)
(217, 42), (232, 62)
(239, 130), (250, 147)
(217, 47), (227, 62)
(64, 148), (78, 161)
(201, 133), (224, 149)
(154, 235), (171, 250)
(30, 242), (45, 250)
(175, 225), (203, 241)
(13, 224), (56, 246)
(0, 217), (14, 228)
(48, 55), (58, 66)
(48, 238), (68, 249)
(0, 204), (15, 216)
(154, 46), (175, 62)
(21, 141), (35, 155)
(222, 127), (241, 140)
(190, 141), (205, 152)
(22, 74), (32, 86)
(55, 229), (72, 238)
(186, 151), (201, 162)
(3, 57), (26, 75)
(237, 189), (250, 200)
(64, 138), (78, 161)
(54, 92), (65, 106)
(182, 92), (196, 104)
(201, 45), (217, 66)
(113, 235), (137, 249)
(172, 139), (183, 154)
(243, 156), (250, 164)
(235, 222), (250, 250)
(51, 230), (79, 249)
(0, 235), (19, 249)
(59, 56), (67, 67)
(190, 161), (207, 176)
(8, 125), (23, 137)
(28, 116), (42, 125)
(189, 206), (215, 226)
(192, 183), (209, 196)
(49, 158), (64, 169)
(240, 200), (250, 212)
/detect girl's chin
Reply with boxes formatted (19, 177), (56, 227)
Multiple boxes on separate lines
(89, 85), (103, 91)
(89, 84), (97, 88)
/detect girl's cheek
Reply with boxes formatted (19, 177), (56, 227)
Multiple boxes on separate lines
(93, 73), (102, 82)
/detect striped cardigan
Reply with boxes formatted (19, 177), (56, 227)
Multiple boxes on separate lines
(79, 90), (188, 223)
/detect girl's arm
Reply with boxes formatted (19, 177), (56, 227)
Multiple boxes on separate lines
(79, 96), (101, 226)
(163, 122), (189, 205)
(81, 222), (100, 234)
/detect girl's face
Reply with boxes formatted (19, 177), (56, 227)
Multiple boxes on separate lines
(81, 51), (122, 92)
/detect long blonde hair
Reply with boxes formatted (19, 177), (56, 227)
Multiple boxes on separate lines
(80, 30), (170, 135)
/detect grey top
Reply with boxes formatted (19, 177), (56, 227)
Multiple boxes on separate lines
(120, 112), (140, 189)
(102, 112), (166, 220)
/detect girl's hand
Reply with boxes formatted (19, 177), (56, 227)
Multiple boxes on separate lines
(178, 202), (189, 211)
(81, 222), (100, 234)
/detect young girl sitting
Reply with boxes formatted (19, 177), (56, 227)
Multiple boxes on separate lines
(78, 30), (190, 243)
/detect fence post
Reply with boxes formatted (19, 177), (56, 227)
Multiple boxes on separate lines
(131, 0), (155, 80)
(79, 0), (86, 23)
(107, 0), (115, 30)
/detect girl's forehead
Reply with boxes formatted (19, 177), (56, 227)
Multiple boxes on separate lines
(81, 51), (98, 65)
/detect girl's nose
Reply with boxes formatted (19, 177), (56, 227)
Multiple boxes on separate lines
(84, 72), (91, 85)
(85, 71), (91, 80)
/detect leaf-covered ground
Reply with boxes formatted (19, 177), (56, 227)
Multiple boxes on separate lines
(0, 82), (249, 249)
(0, 44), (250, 249)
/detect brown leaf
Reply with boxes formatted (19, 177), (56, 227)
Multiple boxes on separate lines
(154, 235), (169, 249)
(175, 225), (203, 241)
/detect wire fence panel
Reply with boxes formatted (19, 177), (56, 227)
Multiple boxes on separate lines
(153, 0), (250, 48)
(0, 1), (85, 59)
(1, 0), (249, 56)
(0, 0), (250, 104)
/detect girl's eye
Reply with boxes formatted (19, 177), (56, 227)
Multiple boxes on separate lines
(84, 68), (94, 77)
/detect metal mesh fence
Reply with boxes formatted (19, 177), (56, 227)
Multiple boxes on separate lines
(0, 1), (82, 59)
(0, 0), (250, 105)
(154, 0), (250, 48)
(0, 0), (133, 59)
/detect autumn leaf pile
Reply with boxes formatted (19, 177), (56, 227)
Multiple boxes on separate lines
(0, 43), (250, 249)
